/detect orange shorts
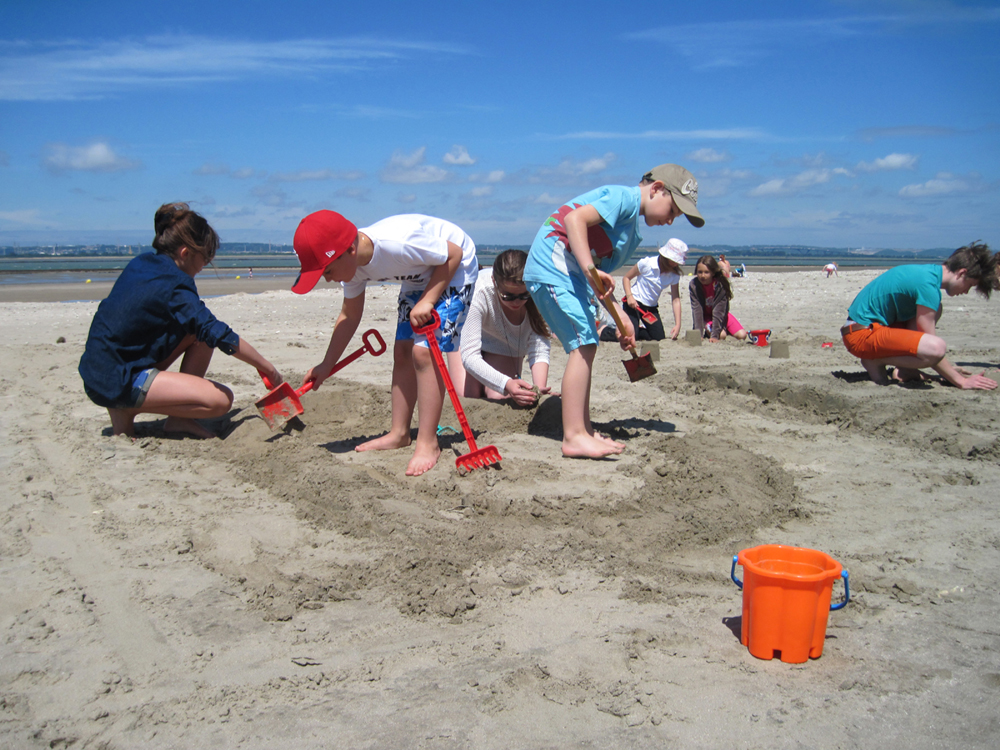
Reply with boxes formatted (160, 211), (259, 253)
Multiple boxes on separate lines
(842, 322), (923, 360)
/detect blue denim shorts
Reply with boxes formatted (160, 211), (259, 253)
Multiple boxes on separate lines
(128, 368), (158, 408)
(396, 283), (474, 353)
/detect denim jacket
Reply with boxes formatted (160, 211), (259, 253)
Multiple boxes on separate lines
(79, 252), (239, 407)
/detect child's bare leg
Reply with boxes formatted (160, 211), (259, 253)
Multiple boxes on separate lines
(577, 356), (623, 450)
(161, 339), (219, 436)
(861, 359), (891, 385)
(445, 350), (468, 398)
(140, 371), (233, 439)
(405, 345), (444, 476)
(561, 345), (623, 458)
(732, 328), (748, 341)
(108, 408), (138, 437)
(357, 341), (416, 453)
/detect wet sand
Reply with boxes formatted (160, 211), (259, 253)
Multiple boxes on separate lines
(1, 270), (998, 748)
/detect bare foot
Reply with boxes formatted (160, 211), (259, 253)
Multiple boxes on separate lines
(108, 408), (136, 437)
(562, 433), (624, 459)
(893, 367), (932, 383)
(594, 432), (626, 450)
(164, 416), (217, 439)
(356, 432), (412, 452)
(861, 360), (890, 385)
(405, 443), (441, 476)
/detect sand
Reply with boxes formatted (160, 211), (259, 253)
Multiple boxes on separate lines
(2, 269), (999, 748)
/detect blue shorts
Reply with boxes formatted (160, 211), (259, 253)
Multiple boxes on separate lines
(527, 281), (599, 353)
(85, 367), (158, 409)
(396, 283), (474, 353)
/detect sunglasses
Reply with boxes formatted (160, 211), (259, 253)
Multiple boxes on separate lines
(498, 290), (531, 302)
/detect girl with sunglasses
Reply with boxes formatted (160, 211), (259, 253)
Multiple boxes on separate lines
(460, 249), (553, 406)
(79, 203), (282, 439)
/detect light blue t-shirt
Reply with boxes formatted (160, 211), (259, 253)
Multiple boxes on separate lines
(523, 185), (642, 290)
(847, 264), (943, 326)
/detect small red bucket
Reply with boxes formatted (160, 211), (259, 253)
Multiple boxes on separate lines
(748, 329), (771, 347)
(731, 545), (849, 663)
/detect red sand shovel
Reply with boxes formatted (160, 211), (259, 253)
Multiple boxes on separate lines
(255, 328), (387, 430)
(412, 311), (502, 472)
(588, 264), (657, 382)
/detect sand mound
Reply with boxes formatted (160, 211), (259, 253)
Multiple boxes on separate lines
(184, 383), (801, 620)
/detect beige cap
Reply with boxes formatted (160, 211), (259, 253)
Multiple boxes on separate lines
(642, 164), (705, 228)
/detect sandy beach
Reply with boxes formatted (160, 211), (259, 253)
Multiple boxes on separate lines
(2, 268), (999, 748)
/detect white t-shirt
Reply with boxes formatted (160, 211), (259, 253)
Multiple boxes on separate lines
(343, 214), (479, 299)
(630, 255), (681, 307)
(460, 273), (551, 395)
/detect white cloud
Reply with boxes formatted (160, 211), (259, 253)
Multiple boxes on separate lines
(270, 169), (364, 182)
(899, 173), (975, 198)
(625, 11), (1000, 70)
(42, 141), (140, 173)
(535, 192), (564, 205)
(471, 169), (505, 183)
(443, 145), (475, 166)
(559, 128), (766, 141)
(194, 163), (258, 179)
(469, 186), (493, 197)
(749, 168), (844, 197)
(687, 147), (729, 163)
(380, 147), (449, 184)
(0, 209), (45, 225)
(397, 193), (418, 203)
(856, 153), (919, 172)
(0, 35), (471, 101)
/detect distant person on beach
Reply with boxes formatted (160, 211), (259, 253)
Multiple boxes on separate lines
(524, 163), (705, 458)
(690, 254), (747, 342)
(78, 203), (282, 439)
(291, 211), (478, 476)
(718, 254), (731, 278)
(824, 262), (838, 277)
(248, 267), (253, 279)
(841, 242), (999, 389)
(619, 237), (687, 341)
(460, 250), (552, 406)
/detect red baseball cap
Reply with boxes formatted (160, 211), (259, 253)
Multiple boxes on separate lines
(291, 210), (358, 294)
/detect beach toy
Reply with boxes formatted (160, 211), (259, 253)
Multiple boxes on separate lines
(255, 328), (386, 430)
(86, 279), (91, 283)
(412, 311), (502, 473)
(587, 264), (656, 382)
(821, 342), (834, 349)
(731, 544), (850, 663)
(639, 308), (658, 325)
(748, 329), (771, 347)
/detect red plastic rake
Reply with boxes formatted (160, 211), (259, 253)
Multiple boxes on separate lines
(412, 311), (502, 472)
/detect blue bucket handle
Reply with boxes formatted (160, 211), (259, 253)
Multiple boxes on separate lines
(731, 555), (850, 610)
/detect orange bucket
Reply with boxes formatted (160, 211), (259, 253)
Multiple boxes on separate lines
(731, 544), (849, 663)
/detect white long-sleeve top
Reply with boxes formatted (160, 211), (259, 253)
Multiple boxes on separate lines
(460, 274), (551, 395)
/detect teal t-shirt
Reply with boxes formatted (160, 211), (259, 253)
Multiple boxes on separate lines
(847, 264), (943, 326)
(523, 185), (642, 290)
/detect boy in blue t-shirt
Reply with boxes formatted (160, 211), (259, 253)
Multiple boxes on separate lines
(524, 163), (704, 458)
(841, 241), (999, 389)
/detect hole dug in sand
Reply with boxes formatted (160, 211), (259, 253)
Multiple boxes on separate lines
(197, 382), (801, 621)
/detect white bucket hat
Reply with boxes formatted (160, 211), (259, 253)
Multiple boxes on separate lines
(659, 238), (688, 265)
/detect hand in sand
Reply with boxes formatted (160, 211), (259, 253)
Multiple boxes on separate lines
(505, 378), (539, 406)
(959, 372), (997, 390)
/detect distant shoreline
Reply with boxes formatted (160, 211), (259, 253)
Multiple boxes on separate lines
(0, 265), (885, 304)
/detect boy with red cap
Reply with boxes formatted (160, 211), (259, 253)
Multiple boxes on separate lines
(291, 211), (479, 476)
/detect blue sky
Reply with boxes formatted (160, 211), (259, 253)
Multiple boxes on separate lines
(1, 0), (998, 250)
